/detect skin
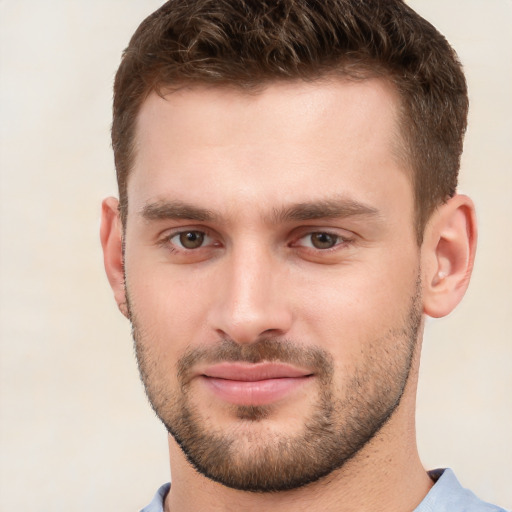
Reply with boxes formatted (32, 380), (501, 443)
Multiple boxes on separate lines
(101, 78), (477, 511)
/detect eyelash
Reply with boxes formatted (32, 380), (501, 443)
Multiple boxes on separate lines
(292, 231), (352, 251)
(161, 229), (216, 252)
(159, 228), (353, 253)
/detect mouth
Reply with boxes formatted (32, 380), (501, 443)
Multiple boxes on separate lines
(199, 362), (314, 406)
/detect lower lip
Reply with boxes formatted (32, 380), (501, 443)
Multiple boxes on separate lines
(201, 376), (311, 406)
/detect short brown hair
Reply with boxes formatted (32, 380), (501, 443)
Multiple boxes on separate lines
(112, 0), (468, 242)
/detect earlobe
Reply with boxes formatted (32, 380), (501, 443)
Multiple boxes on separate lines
(100, 197), (129, 318)
(421, 194), (477, 318)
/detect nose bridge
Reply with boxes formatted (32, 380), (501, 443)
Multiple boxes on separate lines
(212, 239), (292, 344)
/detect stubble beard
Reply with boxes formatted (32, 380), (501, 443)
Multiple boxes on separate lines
(128, 280), (422, 493)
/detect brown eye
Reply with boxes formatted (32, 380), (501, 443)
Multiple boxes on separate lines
(310, 232), (338, 249)
(178, 231), (205, 249)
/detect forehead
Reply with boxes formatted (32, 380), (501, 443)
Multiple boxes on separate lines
(129, 78), (410, 221)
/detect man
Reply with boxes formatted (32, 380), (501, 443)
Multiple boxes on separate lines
(100, 1), (507, 510)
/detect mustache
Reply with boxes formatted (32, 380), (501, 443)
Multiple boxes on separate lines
(176, 337), (334, 385)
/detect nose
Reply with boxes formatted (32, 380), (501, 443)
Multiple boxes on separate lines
(209, 243), (293, 344)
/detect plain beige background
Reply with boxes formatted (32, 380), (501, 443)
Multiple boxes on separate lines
(0, 1), (511, 510)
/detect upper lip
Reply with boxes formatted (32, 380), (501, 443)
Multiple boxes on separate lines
(201, 362), (313, 381)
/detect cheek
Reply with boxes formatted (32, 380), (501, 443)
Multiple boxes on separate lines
(294, 250), (420, 356)
(125, 253), (218, 347)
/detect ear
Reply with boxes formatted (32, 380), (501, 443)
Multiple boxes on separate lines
(100, 197), (129, 318)
(421, 194), (477, 318)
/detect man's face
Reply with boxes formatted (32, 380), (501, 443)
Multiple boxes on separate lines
(123, 79), (423, 491)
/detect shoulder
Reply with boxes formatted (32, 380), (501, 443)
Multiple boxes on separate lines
(139, 483), (170, 512)
(415, 468), (509, 512)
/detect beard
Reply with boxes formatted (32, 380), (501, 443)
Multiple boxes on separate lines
(128, 279), (422, 493)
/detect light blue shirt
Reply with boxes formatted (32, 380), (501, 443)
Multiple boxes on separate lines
(140, 468), (509, 511)
(414, 469), (508, 512)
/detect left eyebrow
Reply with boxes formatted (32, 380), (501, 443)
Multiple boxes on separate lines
(270, 198), (381, 223)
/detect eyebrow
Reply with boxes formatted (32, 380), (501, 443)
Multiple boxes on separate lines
(141, 200), (217, 222)
(140, 197), (380, 224)
(270, 198), (380, 223)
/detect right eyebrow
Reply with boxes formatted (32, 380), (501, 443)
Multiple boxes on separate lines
(140, 200), (217, 222)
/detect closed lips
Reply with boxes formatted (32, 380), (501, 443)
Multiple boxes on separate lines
(199, 363), (314, 406)
(202, 362), (313, 381)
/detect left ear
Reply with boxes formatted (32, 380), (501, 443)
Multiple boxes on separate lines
(421, 194), (477, 318)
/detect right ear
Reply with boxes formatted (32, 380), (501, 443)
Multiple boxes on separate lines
(100, 197), (129, 318)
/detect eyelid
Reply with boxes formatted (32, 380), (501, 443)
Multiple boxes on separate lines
(158, 226), (219, 250)
(291, 228), (355, 251)
(156, 225), (355, 253)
